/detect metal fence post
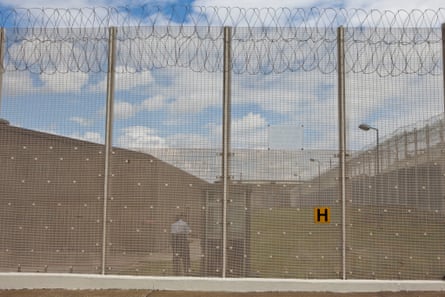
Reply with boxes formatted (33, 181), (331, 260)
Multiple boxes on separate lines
(102, 26), (117, 275)
(337, 26), (347, 280)
(0, 28), (5, 113)
(222, 26), (232, 278)
(442, 23), (445, 114)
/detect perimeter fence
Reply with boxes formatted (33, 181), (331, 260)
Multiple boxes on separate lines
(0, 6), (445, 280)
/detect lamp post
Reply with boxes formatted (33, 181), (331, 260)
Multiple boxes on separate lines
(359, 123), (379, 174)
(293, 173), (301, 183)
(293, 173), (302, 208)
(310, 158), (321, 197)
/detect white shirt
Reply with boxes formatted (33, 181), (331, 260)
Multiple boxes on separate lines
(171, 219), (191, 234)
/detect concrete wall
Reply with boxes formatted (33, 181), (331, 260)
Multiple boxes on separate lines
(0, 121), (209, 273)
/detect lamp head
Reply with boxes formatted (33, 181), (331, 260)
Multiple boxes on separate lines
(358, 123), (371, 131)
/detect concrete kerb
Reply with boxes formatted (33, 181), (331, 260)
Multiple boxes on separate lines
(1, 273), (445, 292)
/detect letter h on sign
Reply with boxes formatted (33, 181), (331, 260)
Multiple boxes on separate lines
(314, 207), (330, 224)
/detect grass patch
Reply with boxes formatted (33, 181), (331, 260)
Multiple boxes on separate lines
(116, 206), (444, 279)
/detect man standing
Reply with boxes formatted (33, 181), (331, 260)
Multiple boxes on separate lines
(171, 213), (191, 275)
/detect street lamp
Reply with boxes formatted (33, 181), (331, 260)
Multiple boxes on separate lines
(293, 173), (302, 208)
(359, 123), (379, 174)
(310, 158), (321, 197)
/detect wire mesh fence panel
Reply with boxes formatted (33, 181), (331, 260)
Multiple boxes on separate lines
(0, 28), (108, 273)
(104, 26), (224, 276)
(0, 6), (445, 281)
(229, 26), (342, 279)
(345, 26), (445, 280)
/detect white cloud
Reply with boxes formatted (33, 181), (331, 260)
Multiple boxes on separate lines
(164, 68), (222, 114)
(92, 66), (154, 92)
(99, 68), (222, 118)
(5, 38), (89, 93)
(118, 124), (216, 150)
(110, 94), (168, 120)
(0, 0), (114, 9)
(232, 112), (269, 149)
(117, 69), (154, 90)
(69, 131), (103, 143)
(233, 112), (267, 132)
(69, 116), (94, 126)
(233, 72), (328, 115)
(193, 0), (336, 9)
(8, 37), (87, 71)
(343, 0), (444, 11)
(114, 101), (138, 120)
(209, 112), (269, 149)
(40, 72), (89, 93)
(3, 69), (88, 96)
(118, 125), (167, 149)
(196, 0), (445, 11)
(347, 73), (443, 150)
(192, 0), (444, 28)
(2, 71), (34, 96)
(2, 1), (443, 31)
(140, 95), (167, 111)
(90, 66), (153, 92)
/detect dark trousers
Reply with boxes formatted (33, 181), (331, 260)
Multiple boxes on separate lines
(172, 233), (190, 275)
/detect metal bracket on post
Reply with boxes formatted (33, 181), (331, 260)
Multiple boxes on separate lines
(337, 26), (347, 280)
(222, 26), (232, 278)
(102, 26), (117, 275)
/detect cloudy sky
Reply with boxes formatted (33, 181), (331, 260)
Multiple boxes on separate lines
(0, 0), (442, 11)
(0, 0), (443, 180)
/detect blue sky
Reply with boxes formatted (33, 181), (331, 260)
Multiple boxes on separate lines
(0, 0), (444, 181)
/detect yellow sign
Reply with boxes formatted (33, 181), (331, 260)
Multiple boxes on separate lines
(314, 207), (330, 224)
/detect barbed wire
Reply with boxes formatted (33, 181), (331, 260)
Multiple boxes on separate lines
(0, 6), (444, 75)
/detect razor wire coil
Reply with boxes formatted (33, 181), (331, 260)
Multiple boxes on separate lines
(0, 6), (444, 76)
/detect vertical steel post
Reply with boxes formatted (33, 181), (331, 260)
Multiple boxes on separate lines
(414, 128), (419, 207)
(0, 28), (5, 113)
(426, 125), (430, 161)
(102, 26), (117, 275)
(337, 26), (347, 280)
(222, 26), (232, 278)
(404, 131), (408, 159)
(442, 24), (445, 114)
(440, 120), (444, 144)
(375, 128), (380, 174)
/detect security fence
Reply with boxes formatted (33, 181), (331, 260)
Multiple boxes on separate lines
(0, 6), (444, 280)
